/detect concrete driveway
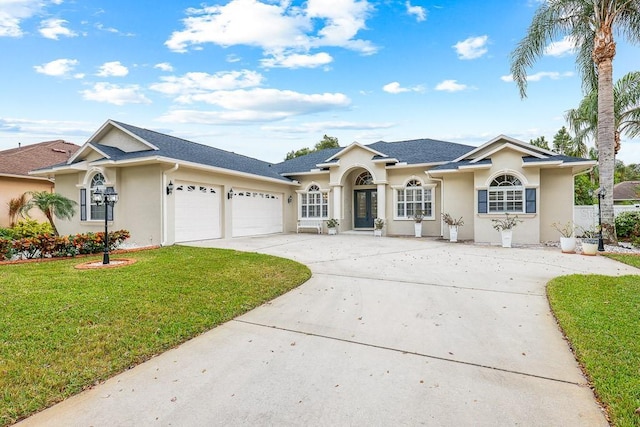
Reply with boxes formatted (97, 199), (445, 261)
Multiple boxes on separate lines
(20, 234), (639, 426)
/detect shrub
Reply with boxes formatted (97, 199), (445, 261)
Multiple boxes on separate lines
(0, 230), (130, 260)
(0, 227), (15, 239)
(12, 220), (54, 238)
(615, 211), (640, 240)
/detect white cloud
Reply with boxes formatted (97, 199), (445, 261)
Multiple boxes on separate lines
(383, 81), (424, 94)
(81, 82), (151, 105)
(406, 1), (426, 22)
(261, 52), (333, 68)
(154, 62), (174, 72)
(39, 18), (77, 39)
(453, 35), (488, 60)
(96, 61), (129, 77)
(165, 0), (376, 61)
(435, 79), (467, 92)
(544, 36), (576, 57)
(500, 71), (574, 82)
(150, 70), (264, 102)
(0, 0), (48, 37)
(33, 58), (79, 77)
(157, 89), (350, 124)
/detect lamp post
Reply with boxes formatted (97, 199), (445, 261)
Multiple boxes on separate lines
(597, 187), (605, 252)
(92, 186), (119, 264)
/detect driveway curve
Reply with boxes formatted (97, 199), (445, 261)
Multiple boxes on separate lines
(19, 234), (639, 426)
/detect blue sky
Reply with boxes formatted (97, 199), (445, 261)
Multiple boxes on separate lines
(1, 0), (639, 164)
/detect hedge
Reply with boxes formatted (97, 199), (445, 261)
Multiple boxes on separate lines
(0, 230), (130, 261)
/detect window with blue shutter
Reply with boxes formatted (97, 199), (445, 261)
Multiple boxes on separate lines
(525, 188), (536, 213)
(80, 189), (87, 221)
(478, 190), (488, 214)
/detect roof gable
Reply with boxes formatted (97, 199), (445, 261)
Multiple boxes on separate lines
(454, 135), (554, 163)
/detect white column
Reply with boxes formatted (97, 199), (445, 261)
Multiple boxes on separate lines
(332, 185), (342, 219)
(377, 183), (386, 220)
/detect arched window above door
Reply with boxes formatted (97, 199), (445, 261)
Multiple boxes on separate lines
(355, 171), (374, 186)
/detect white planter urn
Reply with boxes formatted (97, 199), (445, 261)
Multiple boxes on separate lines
(414, 222), (422, 238)
(501, 229), (513, 248)
(328, 228), (337, 235)
(560, 236), (576, 253)
(582, 239), (599, 256)
(374, 229), (383, 237)
(449, 225), (458, 242)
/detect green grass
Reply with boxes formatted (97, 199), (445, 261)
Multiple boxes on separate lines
(0, 246), (311, 426)
(547, 254), (640, 427)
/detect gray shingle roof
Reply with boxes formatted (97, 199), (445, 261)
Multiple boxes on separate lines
(522, 155), (591, 163)
(273, 138), (475, 174)
(430, 159), (492, 171)
(93, 121), (292, 183)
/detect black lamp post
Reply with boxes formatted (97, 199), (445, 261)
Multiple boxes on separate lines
(92, 187), (119, 264)
(597, 187), (605, 252)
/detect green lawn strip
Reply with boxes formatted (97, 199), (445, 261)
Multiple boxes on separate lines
(547, 270), (640, 427)
(0, 246), (311, 426)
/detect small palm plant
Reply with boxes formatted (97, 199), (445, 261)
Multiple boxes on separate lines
(20, 191), (77, 236)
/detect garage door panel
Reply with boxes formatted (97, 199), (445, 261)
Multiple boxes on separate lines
(232, 189), (283, 237)
(175, 182), (221, 242)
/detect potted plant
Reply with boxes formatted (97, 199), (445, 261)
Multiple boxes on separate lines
(491, 214), (523, 248)
(441, 213), (464, 242)
(551, 221), (576, 253)
(374, 218), (385, 237)
(326, 218), (339, 235)
(578, 226), (599, 255)
(412, 210), (424, 238)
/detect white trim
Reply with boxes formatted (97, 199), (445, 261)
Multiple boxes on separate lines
(484, 169), (529, 187)
(392, 180), (435, 221)
(453, 134), (556, 162)
(471, 142), (546, 163)
(67, 143), (111, 164)
(324, 142), (388, 162)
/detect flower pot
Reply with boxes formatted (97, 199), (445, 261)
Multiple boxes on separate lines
(449, 225), (458, 242)
(328, 228), (337, 235)
(581, 239), (598, 256)
(559, 236), (576, 253)
(374, 229), (382, 237)
(414, 222), (422, 238)
(501, 229), (512, 248)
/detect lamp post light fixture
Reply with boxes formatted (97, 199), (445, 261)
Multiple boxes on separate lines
(597, 187), (605, 252)
(92, 186), (119, 264)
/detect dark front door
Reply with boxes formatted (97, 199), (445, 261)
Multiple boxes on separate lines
(354, 189), (377, 228)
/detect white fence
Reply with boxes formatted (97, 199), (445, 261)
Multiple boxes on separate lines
(574, 204), (640, 232)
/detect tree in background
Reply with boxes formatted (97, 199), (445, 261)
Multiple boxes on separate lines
(552, 126), (588, 158)
(285, 135), (340, 160)
(510, 0), (640, 242)
(566, 71), (640, 155)
(529, 136), (550, 150)
(19, 191), (77, 236)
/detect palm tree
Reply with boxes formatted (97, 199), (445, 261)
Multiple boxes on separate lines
(510, 0), (640, 242)
(566, 71), (640, 155)
(20, 191), (77, 235)
(8, 193), (28, 228)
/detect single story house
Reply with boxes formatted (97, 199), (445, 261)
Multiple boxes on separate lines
(0, 140), (79, 227)
(32, 120), (595, 246)
(613, 181), (640, 205)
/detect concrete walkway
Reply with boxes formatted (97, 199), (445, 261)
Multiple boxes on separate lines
(19, 234), (639, 426)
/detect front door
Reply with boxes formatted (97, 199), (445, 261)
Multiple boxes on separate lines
(354, 189), (377, 228)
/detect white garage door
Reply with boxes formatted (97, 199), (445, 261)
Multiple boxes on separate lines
(175, 182), (221, 242)
(232, 189), (283, 237)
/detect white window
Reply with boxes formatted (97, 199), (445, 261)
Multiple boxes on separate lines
(89, 173), (106, 220)
(301, 184), (328, 218)
(396, 180), (433, 219)
(488, 174), (524, 213)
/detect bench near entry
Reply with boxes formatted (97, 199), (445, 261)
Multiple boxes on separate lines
(297, 220), (322, 234)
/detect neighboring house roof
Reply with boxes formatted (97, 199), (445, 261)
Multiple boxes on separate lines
(0, 140), (79, 178)
(613, 181), (640, 201)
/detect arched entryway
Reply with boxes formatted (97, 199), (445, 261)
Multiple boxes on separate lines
(352, 170), (377, 229)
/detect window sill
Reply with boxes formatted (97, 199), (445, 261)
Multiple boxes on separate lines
(393, 217), (436, 221)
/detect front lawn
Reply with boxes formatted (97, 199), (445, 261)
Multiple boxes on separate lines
(547, 254), (640, 427)
(0, 245), (311, 426)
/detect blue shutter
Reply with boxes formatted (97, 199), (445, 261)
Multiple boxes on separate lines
(478, 190), (488, 214)
(106, 186), (114, 221)
(80, 189), (86, 221)
(525, 188), (536, 213)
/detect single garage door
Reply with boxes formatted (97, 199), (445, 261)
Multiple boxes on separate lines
(175, 182), (221, 242)
(232, 189), (283, 237)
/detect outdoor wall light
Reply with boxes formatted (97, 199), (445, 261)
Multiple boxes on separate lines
(227, 188), (234, 200)
(288, 195), (293, 204)
(92, 186), (119, 264)
(166, 181), (174, 195)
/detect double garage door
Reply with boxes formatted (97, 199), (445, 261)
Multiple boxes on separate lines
(174, 182), (283, 242)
